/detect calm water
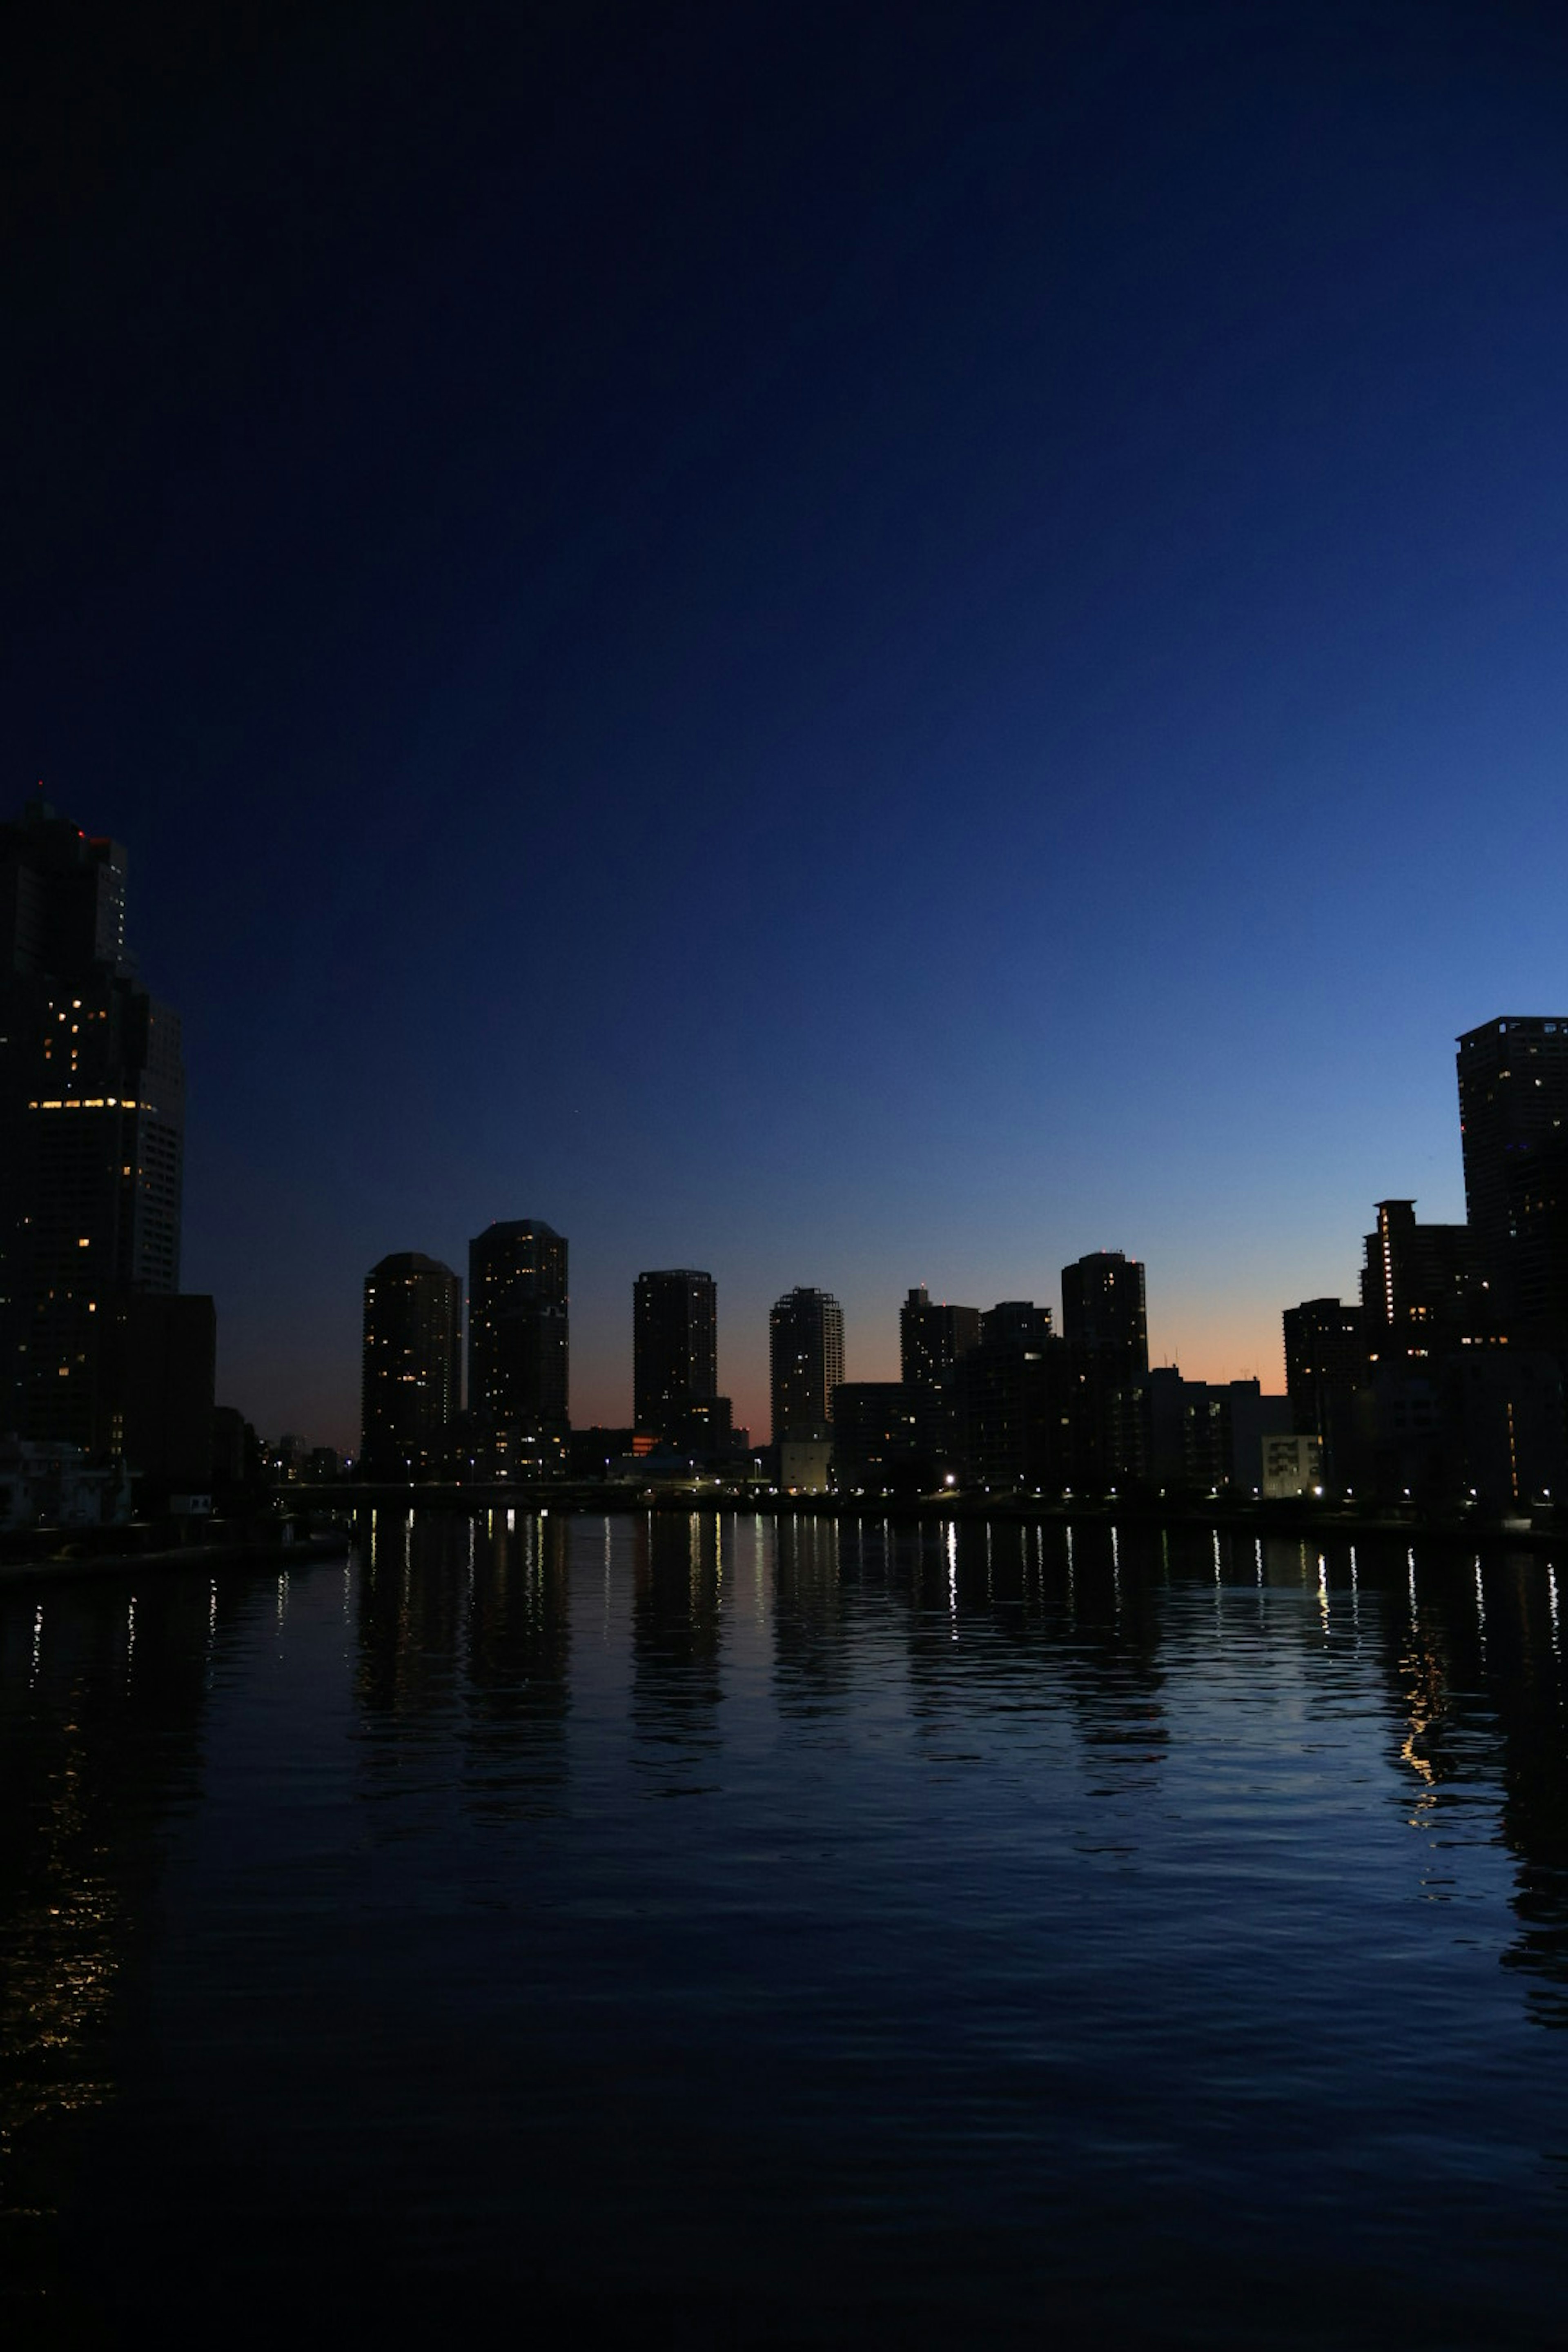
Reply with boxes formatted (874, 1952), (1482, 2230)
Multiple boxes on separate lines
(3, 1512), (1568, 2347)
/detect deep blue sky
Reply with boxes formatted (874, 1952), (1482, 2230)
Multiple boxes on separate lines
(6, 0), (1567, 1446)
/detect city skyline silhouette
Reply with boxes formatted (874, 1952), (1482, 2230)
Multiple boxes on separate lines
(6, 3), (1566, 1445)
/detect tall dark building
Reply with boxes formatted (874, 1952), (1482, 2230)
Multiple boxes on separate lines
(1342, 1196), (1559, 1506)
(831, 1381), (922, 1492)
(468, 1220), (569, 1450)
(1061, 1251), (1148, 1372)
(769, 1287), (844, 1442)
(1457, 1017), (1568, 1343)
(900, 1288), (981, 1399)
(1360, 1200), (1488, 1365)
(1142, 1368), (1225, 1490)
(1062, 1251), (1147, 1484)
(361, 1252), (463, 1478)
(898, 1287), (980, 1475)
(107, 1292), (216, 1490)
(980, 1300), (1054, 1350)
(1283, 1298), (1366, 1410)
(1, 799), (186, 1447)
(953, 1314), (1074, 1492)
(1282, 1296), (1368, 1485)
(634, 1270), (717, 1435)
(1510, 1148), (1568, 1353)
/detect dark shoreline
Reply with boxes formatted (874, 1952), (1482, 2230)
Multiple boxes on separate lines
(5, 1487), (1562, 1582)
(335, 1479), (1565, 1548)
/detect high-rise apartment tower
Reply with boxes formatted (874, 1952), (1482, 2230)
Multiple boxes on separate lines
(1457, 1017), (1568, 1342)
(769, 1287), (844, 1442)
(1, 799), (186, 1447)
(1061, 1250), (1148, 1487)
(1282, 1297), (1368, 1485)
(468, 1220), (569, 1441)
(1060, 1251), (1148, 1374)
(900, 1287), (981, 1402)
(634, 1269), (717, 1437)
(361, 1252), (463, 1477)
(1360, 1200), (1488, 1363)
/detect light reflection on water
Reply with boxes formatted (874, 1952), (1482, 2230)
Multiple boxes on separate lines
(2, 1514), (1568, 2344)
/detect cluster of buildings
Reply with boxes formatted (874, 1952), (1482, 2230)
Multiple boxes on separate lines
(363, 1240), (739, 1483)
(361, 1242), (1304, 1500)
(1283, 1017), (1568, 1506)
(363, 1025), (1568, 1513)
(8, 800), (1564, 1524)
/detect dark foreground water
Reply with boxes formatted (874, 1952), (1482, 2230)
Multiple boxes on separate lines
(3, 1512), (1568, 2348)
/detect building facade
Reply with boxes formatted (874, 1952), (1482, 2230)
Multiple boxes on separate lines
(1061, 1250), (1148, 1372)
(1457, 1016), (1568, 1337)
(1061, 1251), (1148, 1481)
(1283, 1296), (1369, 1486)
(468, 1220), (569, 1464)
(769, 1287), (844, 1442)
(953, 1325), (1074, 1491)
(109, 1292), (216, 1491)
(1, 799), (188, 1450)
(1360, 1200), (1489, 1368)
(634, 1269), (718, 1437)
(899, 1287), (981, 1475)
(899, 1288), (981, 1399)
(1262, 1434), (1324, 1499)
(831, 1381), (922, 1491)
(980, 1300), (1054, 1350)
(361, 1252), (463, 1478)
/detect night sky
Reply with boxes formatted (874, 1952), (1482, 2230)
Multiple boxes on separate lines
(7, 0), (1568, 1448)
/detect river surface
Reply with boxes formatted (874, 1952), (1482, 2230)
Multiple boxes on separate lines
(3, 1511), (1568, 2346)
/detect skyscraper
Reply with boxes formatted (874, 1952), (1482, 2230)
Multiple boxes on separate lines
(634, 1269), (717, 1436)
(1360, 1200), (1488, 1364)
(1282, 1296), (1368, 1486)
(900, 1287), (981, 1402)
(1282, 1298), (1366, 1410)
(361, 1252), (463, 1478)
(1060, 1251), (1148, 1372)
(954, 1312), (1073, 1491)
(1061, 1252), (1148, 1488)
(769, 1287), (844, 1442)
(468, 1220), (569, 1458)
(1457, 1017), (1568, 1341)
(1, 799), (187, 1448)
(895, 1288), (980, 1477)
